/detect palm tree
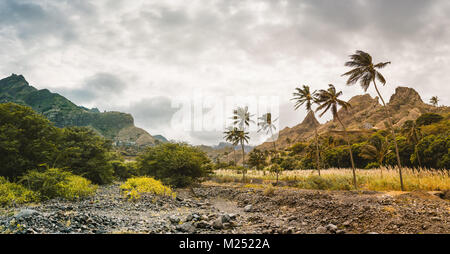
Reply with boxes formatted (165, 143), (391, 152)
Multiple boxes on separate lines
(257, 113), (278, 151)
(232, 106), (254, 131)
(359, 136), (391, 177)
(235, 129), (250, 182)
(342, 50), (404, 191)
(291, 85), (321, 176)
(402, 120), (422, 168)
(223, 126), (239, 166)
(315, 84), (357, 189)
(430, 96), (439, 107)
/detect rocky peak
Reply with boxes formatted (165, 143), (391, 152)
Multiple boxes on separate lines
(300, 110), (320, 128)
(388, 86), (423, 107)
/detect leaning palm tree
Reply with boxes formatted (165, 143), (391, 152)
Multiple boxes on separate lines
(402, 120), (422, 168)
(257, 113), (278, 151)
(291, 85), (321, 176)
(342, 50), (404, 191)
(315, 84), (357, 189)
(430, 96), (439, 107)
(223, 126), (239, 166)
(235, 129), (250, 182)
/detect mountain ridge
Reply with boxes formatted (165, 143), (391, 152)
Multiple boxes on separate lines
(0, 74), (157, 146)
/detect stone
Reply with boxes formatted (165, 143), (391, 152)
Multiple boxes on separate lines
(195, 221), (210, 229)
(220, 214), (231, 223)
(170, 215), (180, 224)
(326, 223), (338, 232)
(176, 222), (195, 233)
(244, 205), (253, 212)
(316, 226), (327, 234)
(15, 209), (39, 219)
(212, 218), (224, 229)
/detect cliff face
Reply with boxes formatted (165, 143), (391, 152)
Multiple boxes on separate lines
(0, 74), (156, 146)
(256, 86), (450, 151)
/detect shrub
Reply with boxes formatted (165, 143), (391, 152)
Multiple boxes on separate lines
(416, 113), (443, 126)
(20, 168), (97, 200)
(0, 177), (39, 206)
(111, 160), (140, 180)
(120, 177), (175, 200)
(137, 143), (211, 187)
(365, 162), (380, 169)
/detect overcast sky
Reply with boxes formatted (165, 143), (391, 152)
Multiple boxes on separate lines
(1, 0), (449, 145)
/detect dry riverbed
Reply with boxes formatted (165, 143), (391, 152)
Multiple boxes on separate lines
(1, 183), (449, 234)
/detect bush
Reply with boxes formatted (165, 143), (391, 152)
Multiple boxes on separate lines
(416, 113), (443, 126)
(365, 162), (380, 169)
(120, 177), (175, 200)
(20, 168), (97, 200)
(137, 143), (211, 187)
(111, 160), (140, 180)
(0, 177), (39, 206)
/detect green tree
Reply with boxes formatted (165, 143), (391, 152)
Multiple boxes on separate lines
(55, 127), (114, 185)
(223, 126), (239, 166)
(315, 84), (357, 189)
(0, 103), (59, 180)
(235, 129), (250, 182)
(342, 50), (404, 190)
(359, 134), (391, 176)
(402, 120), (422, 168)
(291, 85), (321, 176)
(248, 149), (267, 171)
(269, 164), (283, 185)
(137, 143), (211, 187)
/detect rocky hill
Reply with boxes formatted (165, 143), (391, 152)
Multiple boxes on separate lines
(257, 86), (450, 151)
(0, 74), (157, 146)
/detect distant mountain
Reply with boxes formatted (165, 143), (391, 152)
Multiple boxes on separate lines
(256, 86), (450, 151)
(0, 74), (157, 146)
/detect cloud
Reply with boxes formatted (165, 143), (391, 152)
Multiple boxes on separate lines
(0, 0), (449, 145)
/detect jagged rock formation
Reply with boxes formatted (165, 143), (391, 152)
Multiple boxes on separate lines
(256, 86), (449, 151)
(0, 74), (156, 146)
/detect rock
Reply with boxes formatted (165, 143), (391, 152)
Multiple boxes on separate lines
(316, 226), (327, 234)
(15, 209), (39, 219)
(367, 232), (379, 234)
(195, 221), (210, 229)
(220, 214), (231, 223)
(244, 205), (253, 212)
(212, 218), (224, 229)
(431, 217), (441, 222)
(336, 230), (346, 234)
(326, 223), (338, 232)
(169, 215), (180, 224)
(176, 222), (195, 233)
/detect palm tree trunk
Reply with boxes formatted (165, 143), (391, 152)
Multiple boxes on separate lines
(314, 126), (321, 176)
(270, 128), (277, 151)
(372, 79), (404, 191)
(336, 115), (357, 189)
(233, 147), (237, 166)
(241, 142), (246, 183)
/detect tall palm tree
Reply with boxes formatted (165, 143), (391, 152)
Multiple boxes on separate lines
(342, 50), (404, 191)
(291, 85), (321, 176)
(257, 112), (278, 151)
(315, 84), (357, 189)
(430, 96), (439, 107)
(223, 126), (239, 166)
(402, 120), (422, 168)
(235, 129), (250, 182)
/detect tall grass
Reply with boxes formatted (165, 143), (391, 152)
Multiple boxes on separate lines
(213, 167), (450, 191)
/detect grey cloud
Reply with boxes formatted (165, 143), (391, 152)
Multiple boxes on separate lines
(126, 96), (180, 130)
(56, 73), (126, 104)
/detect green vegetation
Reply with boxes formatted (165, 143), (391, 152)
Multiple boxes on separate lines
(120, 177), (175, 200)
(20, 168), (97, 201)
(137, 143), (211, 187)
(0, 177), (39, 206)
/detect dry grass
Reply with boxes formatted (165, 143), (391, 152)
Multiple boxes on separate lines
(213, 167), (450, 191)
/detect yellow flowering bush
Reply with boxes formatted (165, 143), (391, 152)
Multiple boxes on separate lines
(0, 177), (39, 206)
(120, 177), (175, 200)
